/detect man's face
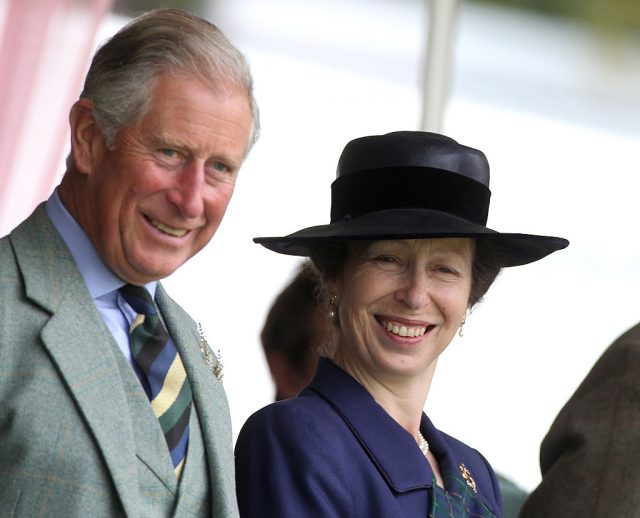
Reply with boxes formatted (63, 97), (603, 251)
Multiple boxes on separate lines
(75, 72), (252, 285)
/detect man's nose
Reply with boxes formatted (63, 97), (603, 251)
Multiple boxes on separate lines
(168, 163), (205, 218)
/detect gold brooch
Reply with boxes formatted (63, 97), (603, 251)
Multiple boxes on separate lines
(198, 323), (224, 382)
(459, 463), (477, 493)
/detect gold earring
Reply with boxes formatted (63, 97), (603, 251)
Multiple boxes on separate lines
(329, 294), (337, 320)
(458, 316), (466, 338)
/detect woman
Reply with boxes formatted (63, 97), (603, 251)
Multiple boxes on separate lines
(235, 131), (568, 517)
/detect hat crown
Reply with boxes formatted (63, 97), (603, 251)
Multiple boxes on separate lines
(336, 131), (490, 186)
(330, 131), (492, 226)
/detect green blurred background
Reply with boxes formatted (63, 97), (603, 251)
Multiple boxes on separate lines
(113, 0), (640, 34)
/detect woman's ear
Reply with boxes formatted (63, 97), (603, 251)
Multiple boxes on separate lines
(68, 98), (103, 174)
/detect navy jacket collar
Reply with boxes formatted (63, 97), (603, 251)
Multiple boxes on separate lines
(305, 357), (468, 493)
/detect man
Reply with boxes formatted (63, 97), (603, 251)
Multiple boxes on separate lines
(0, 9), (258, 517)
(520, 322), (640, 516)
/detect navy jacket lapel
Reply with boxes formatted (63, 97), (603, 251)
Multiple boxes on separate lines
(307, 358), (499, 512)
(308, 358), (433, 492)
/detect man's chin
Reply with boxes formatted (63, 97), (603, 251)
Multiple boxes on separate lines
(122, 255), (189, 284)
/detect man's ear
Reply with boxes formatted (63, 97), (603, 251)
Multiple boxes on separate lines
(69, 98), (103, 174)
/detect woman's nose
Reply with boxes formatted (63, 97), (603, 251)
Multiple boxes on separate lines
(396, 269), (430, 309)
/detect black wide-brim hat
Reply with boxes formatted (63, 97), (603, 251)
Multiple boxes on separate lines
(254, 131), (568, 267)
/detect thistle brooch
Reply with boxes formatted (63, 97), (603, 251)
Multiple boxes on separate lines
(198, 323), (224, 382)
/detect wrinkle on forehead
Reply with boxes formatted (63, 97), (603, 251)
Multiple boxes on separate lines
(138, 79), (251, 166)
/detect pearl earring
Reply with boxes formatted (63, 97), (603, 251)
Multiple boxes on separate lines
(458, 316), (466, 337)
(329, 294), (337, 320)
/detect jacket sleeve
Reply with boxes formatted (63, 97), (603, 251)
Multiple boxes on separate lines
(235, 401), (354, 518)
(520, 322), (640, 517)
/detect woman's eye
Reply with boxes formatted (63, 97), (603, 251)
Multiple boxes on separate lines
(376, 255), (397, 263)
(435, 265), (458, 275)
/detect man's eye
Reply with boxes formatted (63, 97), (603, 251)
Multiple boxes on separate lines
(211, 161), (230, 173)
(160, 148), (179, 159)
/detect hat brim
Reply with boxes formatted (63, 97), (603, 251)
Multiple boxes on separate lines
(254, 208), (568, 267)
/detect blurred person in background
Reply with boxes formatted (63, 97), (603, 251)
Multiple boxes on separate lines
(521, 322), (640, 517)
(236, 131), (567, 517)
(0, 9), (258, 517)
(260, 263), (324, 401)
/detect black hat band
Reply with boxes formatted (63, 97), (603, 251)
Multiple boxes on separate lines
(330, 167), (492, 225)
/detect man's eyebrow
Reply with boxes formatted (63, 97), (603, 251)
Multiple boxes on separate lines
(147, 132), (188, 149)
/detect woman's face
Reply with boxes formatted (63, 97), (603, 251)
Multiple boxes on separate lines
(329, 238), (473, 383)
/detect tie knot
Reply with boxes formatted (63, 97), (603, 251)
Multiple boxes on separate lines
(120, 284), (156, 316)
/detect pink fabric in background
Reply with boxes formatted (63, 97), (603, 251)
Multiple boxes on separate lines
(0, 0), (113, 236)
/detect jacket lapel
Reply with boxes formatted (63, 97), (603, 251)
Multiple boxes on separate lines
(113, 338), (178, 492)
(156, 285), (239, 516)
(308, 358), (433, 491)
(308, 359), (498, 513)
(10, 205), (140, 516)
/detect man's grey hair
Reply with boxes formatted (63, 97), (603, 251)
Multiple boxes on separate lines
(80, 8), (259, 150)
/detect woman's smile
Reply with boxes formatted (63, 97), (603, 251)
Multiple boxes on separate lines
(331, 238), (473, 383)
(376, 316), (431, 339)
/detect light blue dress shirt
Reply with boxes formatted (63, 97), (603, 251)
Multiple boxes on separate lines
(45, 188), (158, 363)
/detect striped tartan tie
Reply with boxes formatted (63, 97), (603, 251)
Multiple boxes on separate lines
(120, 284), (192, 478)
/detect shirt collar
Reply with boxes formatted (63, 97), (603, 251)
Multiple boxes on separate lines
(45, 187), (157, 300)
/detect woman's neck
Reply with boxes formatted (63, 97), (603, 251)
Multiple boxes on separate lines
(332, 350), (437, 435)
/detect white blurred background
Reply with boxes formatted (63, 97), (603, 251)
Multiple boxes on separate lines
(1, 0), (639, 492)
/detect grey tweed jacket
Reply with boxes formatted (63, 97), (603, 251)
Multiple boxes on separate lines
(0, 205), (239, 517)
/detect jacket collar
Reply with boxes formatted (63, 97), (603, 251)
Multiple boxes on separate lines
(306, 358), (474, 493)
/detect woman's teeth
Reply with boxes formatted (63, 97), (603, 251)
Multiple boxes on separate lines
(382, 320), (427, 337)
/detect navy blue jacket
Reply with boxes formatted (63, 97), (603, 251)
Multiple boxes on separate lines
(235, 358), (502, 517)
